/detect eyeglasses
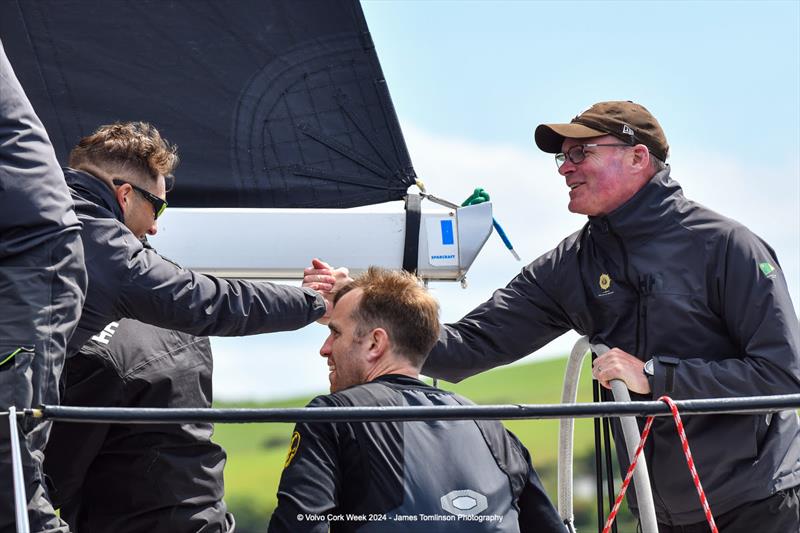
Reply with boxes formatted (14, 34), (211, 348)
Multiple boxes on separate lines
(112, 179), (168, 219)
(555, 143), (631, 168)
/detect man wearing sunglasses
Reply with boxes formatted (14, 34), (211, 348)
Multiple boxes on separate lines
(111, 179), (168, 233)
(29, 122), (344, 533)
(414, 101), (799, 531)
(65, 124), (171, 242)
(61, 121), (332, 359)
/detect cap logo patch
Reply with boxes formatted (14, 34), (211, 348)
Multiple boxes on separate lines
(283, 431), (301, 468)
(622, 124), (634, 136)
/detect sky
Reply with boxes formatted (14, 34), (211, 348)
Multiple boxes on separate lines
(210, 0), (800, 401)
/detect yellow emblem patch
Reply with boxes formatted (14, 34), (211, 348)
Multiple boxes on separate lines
(599, 273), (612, 291)
(283, 431), (301, 468)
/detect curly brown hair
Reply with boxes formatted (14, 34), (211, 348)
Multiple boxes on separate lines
(334, 267), (440, 367)
(68, 122), (179, 185)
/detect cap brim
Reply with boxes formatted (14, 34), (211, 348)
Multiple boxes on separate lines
(534, 123), (607, 153)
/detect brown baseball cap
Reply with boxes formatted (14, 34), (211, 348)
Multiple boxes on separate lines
(534, 101), (669, 162)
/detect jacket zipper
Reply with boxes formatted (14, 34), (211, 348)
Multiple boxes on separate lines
(604, 219), (672, 522)
(638, 274), (654, 358)
(604, 218), (641, 353)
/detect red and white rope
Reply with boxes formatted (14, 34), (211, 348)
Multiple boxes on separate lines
(601, 395), (718, 533)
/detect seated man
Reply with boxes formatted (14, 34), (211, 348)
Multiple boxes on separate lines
(268, 268), (565, 532)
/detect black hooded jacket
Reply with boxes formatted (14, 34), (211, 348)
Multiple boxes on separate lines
(45, 319), (232, 533)
(423, 168), (800, 525)
(63, 167), (326, 357)
(0, 38), (87, 533)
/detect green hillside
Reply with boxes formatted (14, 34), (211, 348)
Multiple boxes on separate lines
(214, 355), (635, 531)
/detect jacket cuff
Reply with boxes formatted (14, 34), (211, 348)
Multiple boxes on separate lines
(308, 290), (327, 320)
(652, 356), (680, 397)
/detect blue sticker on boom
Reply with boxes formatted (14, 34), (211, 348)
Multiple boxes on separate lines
(440, 220), (454, 245)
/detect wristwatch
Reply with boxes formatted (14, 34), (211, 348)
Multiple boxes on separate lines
(643, 359), (654, 377)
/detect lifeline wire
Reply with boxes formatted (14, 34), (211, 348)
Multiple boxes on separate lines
(21, 393), (800, 424)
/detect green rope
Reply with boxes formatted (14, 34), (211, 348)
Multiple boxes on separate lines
(461, 188), (491, 207)
(460, 188), (520, 261)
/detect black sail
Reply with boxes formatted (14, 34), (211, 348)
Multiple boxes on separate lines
(0, 0), (416, 208)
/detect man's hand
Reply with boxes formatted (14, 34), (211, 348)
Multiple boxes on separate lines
(591, 347), (651, 395)
(303, 258), (352, 323)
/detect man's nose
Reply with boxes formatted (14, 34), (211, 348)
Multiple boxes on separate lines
(558, 159), (576, 176)
(320, 336), (332, 356)
(147, 221), (158, 236)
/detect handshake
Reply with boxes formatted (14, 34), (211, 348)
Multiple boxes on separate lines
(302, 258), (352, 323)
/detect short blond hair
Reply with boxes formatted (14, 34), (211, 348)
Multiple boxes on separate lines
(69, 121), (178, 185)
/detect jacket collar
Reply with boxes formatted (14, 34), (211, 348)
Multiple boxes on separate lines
(372, 374), (427, 387)
(588, 166), (685, 242)
(63, 167), (125, 222)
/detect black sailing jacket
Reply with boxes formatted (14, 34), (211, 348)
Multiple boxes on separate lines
(423, 168), (800, 525)
(45, 319), (232, 533)
(63, 167), (326, 357)
(0, 39), (86, 533)
(269, 375), (566, 532)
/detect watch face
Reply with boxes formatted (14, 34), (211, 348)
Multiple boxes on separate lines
(644, 359), (654, 376)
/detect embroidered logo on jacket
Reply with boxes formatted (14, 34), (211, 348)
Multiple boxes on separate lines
(759, 262), (776, 278)
(599, 273), (612, 292)
(283, 431), (301, 468)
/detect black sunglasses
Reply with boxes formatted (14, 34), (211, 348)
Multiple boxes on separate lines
(112, 179), (168, 219)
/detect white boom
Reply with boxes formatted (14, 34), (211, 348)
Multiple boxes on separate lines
(150, 200), (493, 281)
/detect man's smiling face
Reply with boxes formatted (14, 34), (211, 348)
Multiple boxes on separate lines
(319, 289), (369, 393)
(558, 135), (637, 216)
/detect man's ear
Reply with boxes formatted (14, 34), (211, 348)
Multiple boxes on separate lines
(365, 328), (389, 363)
(114, 182), (132, 215)
(630, 144), (651, 173)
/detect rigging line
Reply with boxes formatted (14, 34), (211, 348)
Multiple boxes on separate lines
(290, 165), (407, 192)
(601, 389), (618, 533)
(592, 352), (605, 532)
(297, 123), (394, 180)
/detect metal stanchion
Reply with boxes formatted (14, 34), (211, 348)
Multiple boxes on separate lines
(7, 407), (30, 533)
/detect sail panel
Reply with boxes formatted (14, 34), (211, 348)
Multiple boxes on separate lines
(0, 0), (416, 208)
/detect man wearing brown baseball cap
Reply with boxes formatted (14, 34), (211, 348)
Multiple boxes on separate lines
(534, 100), (669, 163)
(417, 101), (800, 532)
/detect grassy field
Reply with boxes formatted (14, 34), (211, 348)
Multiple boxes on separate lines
(214, 355), (637, 531)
